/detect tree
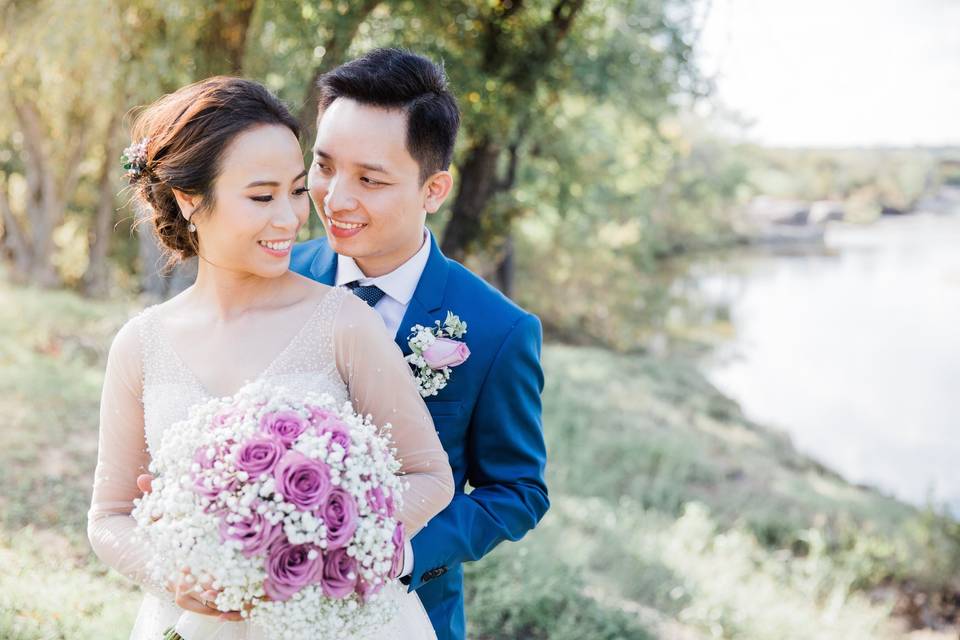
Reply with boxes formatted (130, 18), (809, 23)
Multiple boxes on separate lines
(364, 0), (700, 294)
(0, 0), (126, 287)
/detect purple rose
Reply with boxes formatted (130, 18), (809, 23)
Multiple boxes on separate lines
(307, 405), (336, 427)
(318, 420), (351, 455)
(193, 439), (233, 471)
(366, 487), (396, 518)
(259, 410), (307, 446)
(320, 547), (357, 599)
(191, 472), (223, 501)
(422, 338), (470, 369)
(274, 451), (331, 510)
(390, 522), (405, 579)
(213, 409), (237, 429)
(356, 575), (384, 602)
(235, 436), (285, 477)
(219, 508), (283, 558)
(321, 488), (359, 549)
(263, 539), (323, 601)
(191, 446), (237, 503)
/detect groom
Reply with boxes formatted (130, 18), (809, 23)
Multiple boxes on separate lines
(289, 48), (549, 640)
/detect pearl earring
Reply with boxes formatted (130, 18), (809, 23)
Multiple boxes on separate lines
(188, 221), (196, 233)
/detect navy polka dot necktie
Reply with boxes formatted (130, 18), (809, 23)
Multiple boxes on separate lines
(347, 281), (386, 308)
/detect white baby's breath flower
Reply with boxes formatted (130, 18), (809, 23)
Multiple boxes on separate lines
(132, 381), (404, 639)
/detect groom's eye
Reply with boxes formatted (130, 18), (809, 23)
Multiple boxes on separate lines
(361, 177), (385, 187)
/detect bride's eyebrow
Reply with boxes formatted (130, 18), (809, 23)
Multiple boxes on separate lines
(245, 170), (307, 189)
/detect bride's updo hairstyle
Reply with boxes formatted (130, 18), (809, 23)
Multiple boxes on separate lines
(127, 77), (300, 266)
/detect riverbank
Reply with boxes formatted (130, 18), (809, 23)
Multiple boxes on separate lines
(0, 281), (957, 639)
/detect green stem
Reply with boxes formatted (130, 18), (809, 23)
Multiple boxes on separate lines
(162, 627), (184, 640)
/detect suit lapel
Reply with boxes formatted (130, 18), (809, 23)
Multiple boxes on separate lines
(393, 231), (450, 353)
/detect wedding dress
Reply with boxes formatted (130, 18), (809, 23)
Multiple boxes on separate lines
(87, 286), (451, 639)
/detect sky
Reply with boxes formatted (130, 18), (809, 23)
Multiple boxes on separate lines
(696, 0), (960, 147)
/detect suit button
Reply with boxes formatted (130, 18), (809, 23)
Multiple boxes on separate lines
(421, 566), (448, 582)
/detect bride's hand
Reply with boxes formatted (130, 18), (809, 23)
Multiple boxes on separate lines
(170, 568), (238, 618)
(136, 473), (153, 494)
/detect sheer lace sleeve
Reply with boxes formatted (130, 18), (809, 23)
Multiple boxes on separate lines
(86, 316), (168, 599)
(334, 293), (454, 536)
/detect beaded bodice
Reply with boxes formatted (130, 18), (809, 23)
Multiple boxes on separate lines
(136, 287), (350, 455)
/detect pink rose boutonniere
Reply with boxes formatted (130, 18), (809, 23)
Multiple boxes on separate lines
(406, 311), (470, 397)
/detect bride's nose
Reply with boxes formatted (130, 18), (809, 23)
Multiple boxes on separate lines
(271, 196), (301, 231)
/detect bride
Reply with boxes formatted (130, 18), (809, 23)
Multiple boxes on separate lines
(86, 76), (453, 639)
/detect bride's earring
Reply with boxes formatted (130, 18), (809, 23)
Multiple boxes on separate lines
(188, 220), (196, 233)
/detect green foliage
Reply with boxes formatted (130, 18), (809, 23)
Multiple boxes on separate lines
(0, 529), (139, 640)
(1, 0), (726, 291)
(743, 147), (944, 219)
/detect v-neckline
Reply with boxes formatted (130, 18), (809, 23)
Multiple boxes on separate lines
(155, 293), (329, 400)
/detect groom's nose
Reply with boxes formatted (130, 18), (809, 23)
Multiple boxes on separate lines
(324, 174), (358, 213)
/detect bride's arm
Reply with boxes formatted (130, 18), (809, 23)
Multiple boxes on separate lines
(334, 293), (454, 536)
(86, 318), (168, 598)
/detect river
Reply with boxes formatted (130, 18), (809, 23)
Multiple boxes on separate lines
(693, 213), (960, 514)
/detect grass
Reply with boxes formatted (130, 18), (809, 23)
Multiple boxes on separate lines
(0, 280), (957, 638)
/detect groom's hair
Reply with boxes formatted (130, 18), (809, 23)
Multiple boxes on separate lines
(317, 48), (460, 184)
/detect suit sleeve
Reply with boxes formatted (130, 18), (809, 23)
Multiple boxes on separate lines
(406, 313), (549, 590)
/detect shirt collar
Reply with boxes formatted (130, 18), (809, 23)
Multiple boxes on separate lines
(335, 228), (431, 306)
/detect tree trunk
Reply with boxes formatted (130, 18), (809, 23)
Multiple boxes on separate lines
(0, 182), (32, 282)
(10, 96), (69, 288)
(82, 122), (121, 297)
(440, 0), (585, 275)
(440, 138), (502, 264)
(492, 234), (515, 296)
(196, 0), (256, 77)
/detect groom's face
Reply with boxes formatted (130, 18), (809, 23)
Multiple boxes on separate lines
(308, 98), (431, 277)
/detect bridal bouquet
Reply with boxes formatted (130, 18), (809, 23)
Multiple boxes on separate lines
(132, 381), (406, 640)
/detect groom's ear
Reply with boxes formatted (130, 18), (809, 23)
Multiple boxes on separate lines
(422, 171), (454, 215)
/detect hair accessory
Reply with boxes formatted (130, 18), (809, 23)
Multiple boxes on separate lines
(121, 137), (150, 182)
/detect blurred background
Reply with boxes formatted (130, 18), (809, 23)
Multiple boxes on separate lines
(1, 0), (958, 638)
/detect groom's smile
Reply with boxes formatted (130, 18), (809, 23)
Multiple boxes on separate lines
(326, 215), (368, 238)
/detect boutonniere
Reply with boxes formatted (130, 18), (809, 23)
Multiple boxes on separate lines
(405, 311), (470, 397)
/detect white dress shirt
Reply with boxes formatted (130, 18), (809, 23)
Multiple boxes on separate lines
(334, 229), (432, 339)
(335, 228), (432, 578)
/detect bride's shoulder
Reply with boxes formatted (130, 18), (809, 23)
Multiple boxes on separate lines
(287, 273), (353, 311)
(108, 298), (172, 361)
(288, 271), (336, 297)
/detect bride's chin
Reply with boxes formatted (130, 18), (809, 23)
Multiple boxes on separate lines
(240, 260), (290, 280)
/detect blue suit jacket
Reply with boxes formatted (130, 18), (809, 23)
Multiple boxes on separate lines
(290, 232), (549, 640)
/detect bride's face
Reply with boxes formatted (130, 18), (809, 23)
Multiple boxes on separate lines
(189, 124), (309, 279)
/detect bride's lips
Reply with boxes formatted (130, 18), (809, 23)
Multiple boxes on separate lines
(257, 238), (293, 258)
(326, 215), (367, 239)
